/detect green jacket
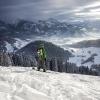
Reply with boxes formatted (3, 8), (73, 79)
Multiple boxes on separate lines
(37, 47), (47, 60)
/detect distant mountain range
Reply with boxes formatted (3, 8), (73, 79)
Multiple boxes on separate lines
(0, 19), (88, 38)
(0, 19), (100, 66)
(1, 18), (99, 52)
(0, 18), (88, 52)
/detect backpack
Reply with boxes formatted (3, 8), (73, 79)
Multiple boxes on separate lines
(37, 47), (46, 60)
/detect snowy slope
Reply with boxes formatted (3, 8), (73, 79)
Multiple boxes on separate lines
(5, 42), (14, 52)
(68, 47), (100, 67)
(2, 39), (29, 53)
(0, 66), (100, 100)
(14, 38), (32, 49)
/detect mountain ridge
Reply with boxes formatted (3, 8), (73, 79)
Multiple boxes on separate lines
(16, 40), (72, 59)
(0, 18), (89, 52)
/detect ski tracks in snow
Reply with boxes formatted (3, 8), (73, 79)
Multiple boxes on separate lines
(0, 67), (100, 100)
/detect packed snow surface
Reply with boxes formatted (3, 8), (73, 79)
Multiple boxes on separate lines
(0, 66), (100, 100)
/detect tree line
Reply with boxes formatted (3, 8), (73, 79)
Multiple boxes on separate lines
(0, 52), (37, 67)
(46, 58), (99, 76)
(0, 52), (99, 76)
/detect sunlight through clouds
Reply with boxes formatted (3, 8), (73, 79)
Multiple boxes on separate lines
(90, 8), (100, 12)
(83, 1), (100, 8)
(74, 1), (100, 21)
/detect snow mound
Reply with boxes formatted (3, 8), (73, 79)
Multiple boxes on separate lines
(0, 66), (100, 100)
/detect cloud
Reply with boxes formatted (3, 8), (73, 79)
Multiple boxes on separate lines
(0, 0), (100, 22)
(90, 8), (100, 12)
(0, 3), (35, 9)
(75, 12), (100, 16)
(74, 1), (100, 11)
(72, 1), (100, 21)
(83, 1), (100, 8)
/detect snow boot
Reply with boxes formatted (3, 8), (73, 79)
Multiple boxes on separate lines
(43, 69), (46, 72)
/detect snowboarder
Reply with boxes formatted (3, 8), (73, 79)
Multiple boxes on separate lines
(37, 44), (47, 72)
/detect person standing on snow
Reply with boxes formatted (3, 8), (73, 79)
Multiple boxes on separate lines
(37, 44), (47, 72)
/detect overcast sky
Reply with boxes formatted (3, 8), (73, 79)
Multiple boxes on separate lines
(0, 0), (100, 22)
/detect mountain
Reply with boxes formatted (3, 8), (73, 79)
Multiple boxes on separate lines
(61, 39), (100, 67)
(16, 40), (72, 59)
(0, 19), (92, 52)
(0, 36), (32, 52)
(0, 19), (100, 67)
(0, 19), (87, 38)
(66, 39), (100, 67)
(1, 19), (99, 53)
